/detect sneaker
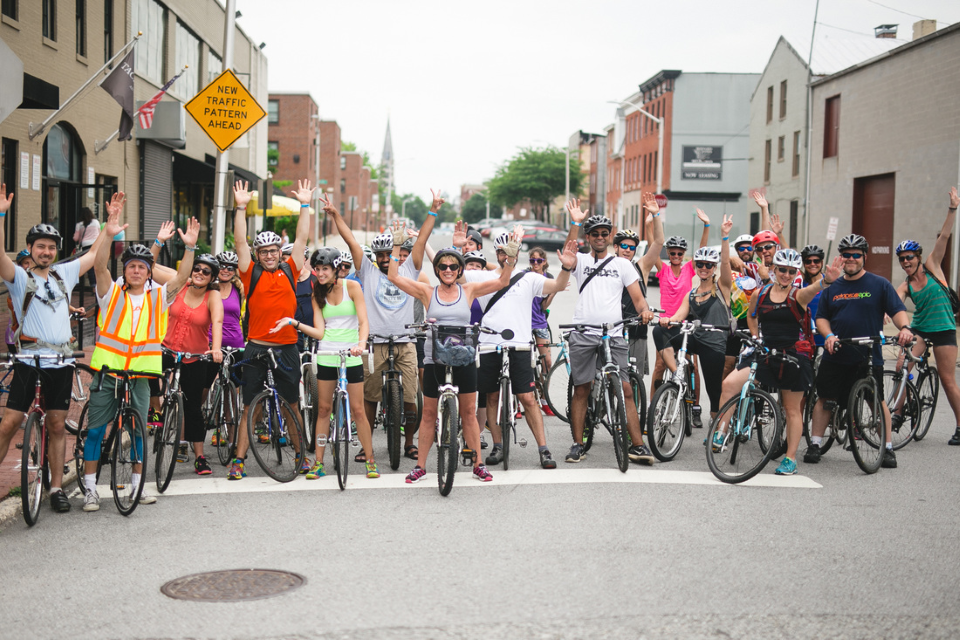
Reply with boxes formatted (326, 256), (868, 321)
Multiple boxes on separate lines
(49, 490), (71, 513)
(803, 444), (821, 464)
(82, 490), (100, 512)
(628, 444), (655, 465)
(147, 410), (162, 429)
(881, 448), (898, 469)
(480, 436), (488, 450)
(365, 461), (380, 478)
(692, 410), (704, 429)
(405, 466), (426, 483)
(305, 461), (325, 479)
(539, 449), (557, 469)
(515, 409), (523, 420)
(565, 443), (585, 463)
(541, 403), (556, 417)
(890, 413), (904, 433)
(177, 442), (189, 463)
(194, 455), (212, 476)
(472, 464), (493, 482)
(775, 457), (798, 475)
(298, 459), (311, 475)
(485, 445), (503, 466)
(227, 459), (246, 480)
(949, 428), (960, 446)
(139, 489), (157, 505)
(711, 430), (726, 452)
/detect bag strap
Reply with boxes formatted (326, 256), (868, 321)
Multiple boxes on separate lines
(578, 256), (615, 294)
(483, 271), (526, 314)
(15, 269), (70, 345)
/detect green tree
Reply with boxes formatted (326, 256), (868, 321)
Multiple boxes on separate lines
(461, 192), (490, 224)
(391, 192), (428, 226)
(486, 146), (584, 223)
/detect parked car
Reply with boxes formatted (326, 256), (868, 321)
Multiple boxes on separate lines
(519, 228), (586, 253)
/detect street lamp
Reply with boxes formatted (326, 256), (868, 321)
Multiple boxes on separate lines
(310, 113), (322, 249)
(607, 99), (663, 231)
(401, 196), (416, 221)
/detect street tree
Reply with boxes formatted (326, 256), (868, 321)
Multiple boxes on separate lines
(486, 146), (584, 223)
(462, 193), (490, 224)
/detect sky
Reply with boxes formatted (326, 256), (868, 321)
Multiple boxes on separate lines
(236, 0), (959, 201)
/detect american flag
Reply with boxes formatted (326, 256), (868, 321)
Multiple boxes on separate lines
(138, 69), (185, 130)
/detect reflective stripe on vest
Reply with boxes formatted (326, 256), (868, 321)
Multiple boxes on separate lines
(90, 285), (168, 374)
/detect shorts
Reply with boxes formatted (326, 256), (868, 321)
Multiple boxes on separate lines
(364, 342), (418, 404)
(87, 374), (152, 429)
(416, 336), (426, 369)
(815, 359), (884, 406)
(6, 363), (74, 413)
(241, 342), (302, 405)
(317, 363), (364, 385)
(738, 351), (813, 392)
(913, 328), (957, 348)
(726, 318), (750, 357)
(628, 337), (648, 375)
(532, 327), (551, 341)
(422, 363), (477, 398)
(477, 350), (537, 396)
(568, 332), (629, 387)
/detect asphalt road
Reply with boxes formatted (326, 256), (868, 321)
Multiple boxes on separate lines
(1, 241), (959, 639)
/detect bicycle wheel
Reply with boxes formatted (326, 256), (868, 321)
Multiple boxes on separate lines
(112, 409), (147, 516)
(647, 381), (686, 462)
(705, 387), (782, 484)
(21, 412), (44, 526)
(71, 400), (91, 487)
(437, 395), (459, 496)
(630, 371), (646, 444)
(67, 365), (94, 434)
(757, 392), (785, 457)
(802, 388), (838, 455)
(499, 376), (512, 471)
(567, 376), (596, 452)
(155, 394), (182, 493)
(848, 377), (886, 474)
(332, 392), (350, 490)
(882, 371), (919, 450)
(208, 383), (229, 466)
(301, 364), (318, 453)
(247, 390), (305, 483)
(385, 379), (403, 471)
(914, 368), (939, 441)
(606, 376), (629, 473)
(546, 357), (571, 423)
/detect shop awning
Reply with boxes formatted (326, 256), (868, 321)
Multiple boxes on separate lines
(249, 191), (314, 217)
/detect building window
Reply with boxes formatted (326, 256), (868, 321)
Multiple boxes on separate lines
(764, 139), (771, 183)
(653, 150), (658, 184)
(766, 86), (773, 123)
(42, 0), (56, 40)
(779, 80), (787, 119)
(792, 130), (801, 177)
(207, 50), (222, 82)
(267, 100), (279, 124)
(340, 156), (346, 171)
(1, 139), (17, 252)
(75, 0), (86, 56)
(103, 0), (112, 62)
(642, 156), (647, 184)
(340, 179), (345, 194)
(777, 136), (785, 162)
(131, 0), (165, 84)
(174, 22), (200, 99)
(267, 141), (278, 168)
(824, 95), (840, 158)
(2, 0), (17, 20)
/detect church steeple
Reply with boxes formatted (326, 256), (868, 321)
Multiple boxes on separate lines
(381, 118), (394, 215)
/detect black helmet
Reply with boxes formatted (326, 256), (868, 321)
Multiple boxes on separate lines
(466, 229), (483, 249)
(194, 253), (220, 279)
(837, 234), (868, 252)
(401, 238), (415, 252)
(664, 236), (688, 250)
(26, 223), (61, 248)
(310, 246), (342, 269)
(801, 244), (825, 259)
(582, 215), (613, 234)
(121, 244), (155, 267)
(433, 247), (465, 277)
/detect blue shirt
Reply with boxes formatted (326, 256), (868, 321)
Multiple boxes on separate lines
(5, 261), (82, 367)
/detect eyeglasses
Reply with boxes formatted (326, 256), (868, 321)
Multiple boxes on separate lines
(803, 258), (822, 265)
(776, 266), (798, 275)
(192, 266), (212, 276)
(756, 244), (777, 252)
(694, 261), (716, 269)
(589, 232), (610, 238)
(436, 263), (460, 272)
(668, 251), (685, 257)
(529, 258), (545, 264)
(841, 252), (863, 260)
(898, 254), (916, 262)
(259, 248), (280, 256)
(736, 246), (753, 253)
(619, 243), (637, 251)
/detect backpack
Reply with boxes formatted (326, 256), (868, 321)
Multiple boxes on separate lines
(241, 261), (296, 336)
(16, 269), (70, 347)
(753, 283), (814, 357)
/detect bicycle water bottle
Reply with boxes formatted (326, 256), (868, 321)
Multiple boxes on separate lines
(908, 373), (914, 381)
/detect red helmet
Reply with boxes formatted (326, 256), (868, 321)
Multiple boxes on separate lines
(752, 230), (780, 248)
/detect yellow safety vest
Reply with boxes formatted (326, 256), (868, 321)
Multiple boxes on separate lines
(90, 284), (167, 375)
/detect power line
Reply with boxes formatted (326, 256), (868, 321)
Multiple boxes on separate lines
(864, 0), (929, 21)
(816, 20), (909, 41)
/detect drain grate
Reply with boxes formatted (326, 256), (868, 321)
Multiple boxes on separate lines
(161, 569), (305, 602)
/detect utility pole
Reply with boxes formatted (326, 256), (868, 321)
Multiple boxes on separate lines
(211, 0), (237, 254)
(312, 113), (321, 250)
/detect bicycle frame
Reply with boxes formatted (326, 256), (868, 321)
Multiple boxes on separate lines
(315, 350), (353, 449)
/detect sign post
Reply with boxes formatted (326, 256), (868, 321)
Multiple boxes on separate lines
(824, 216), (839, 260)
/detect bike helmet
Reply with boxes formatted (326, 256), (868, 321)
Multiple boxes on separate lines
(26, 223), (61, 248)
(433, 247), (465, 277)
(216, 251), (239, 268)
(664, 236), (688, 250)
(837, 233), (868, 252)
(693, 246), (720, 264)
(121, 243), (155, 268)
(400, 238), (415, 252)
(752, 230), (779, 248)
(311, 246), (342, 270)
(773, 248), (802, 269)
(253, 230), (283, 250)
(193, 253), (221, 279)
(895, 239), (922, 256)
(463, 250), (487, 268)
(800, 244), (825, 259)
(613, 229), (640, 245)
(361, 244), (375, 262)
(370, 232), (394, 253)
(493, 231), (512, 250)
(582, 215), (613, 234)
(734, 234), (755, 248)
(281, 242), (295, 256)
(14, 249), (30, 264)
(339, 250), (353, 265)
(465, 229), (483, 249)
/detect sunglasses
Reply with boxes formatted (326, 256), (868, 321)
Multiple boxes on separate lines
(695, 261), (716, 269)
(756, 244), (777, 252)
(436, 263), (460, 272)
(776, 266), (798, 275)
(668, 251), (685, 257)
(529, 258), (545, 264)
(192, 266), (212, 276)
(736, 246), (753, 253)
(219, 265), (235, 271)
(803, 258), (822, 265)
(619, 243), (637, 251)
(898, 254), (916, 262)
(841, 252), (863, 260)
(589, 232), (610, 238)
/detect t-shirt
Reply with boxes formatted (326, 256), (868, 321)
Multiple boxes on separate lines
(730, 272), (759, 320)
(294, 275), (317, 328)
(5, 261), (81, 367)
(528, 269), (554, 329)
(657, 260), (695, 316)
(358, 255), (420, 343)
(239, 257), (298, 344)
(571, 253), (639, 336)
(816, 271), (906, 366)
(465, 270), (546, 347)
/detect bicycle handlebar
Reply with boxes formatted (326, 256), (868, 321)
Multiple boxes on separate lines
(161, 347), (213, 362)
(0, 351), (86, 364)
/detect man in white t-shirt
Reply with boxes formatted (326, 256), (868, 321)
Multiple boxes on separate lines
(561, 201), (655, 464)
(462, 227), (578, 469)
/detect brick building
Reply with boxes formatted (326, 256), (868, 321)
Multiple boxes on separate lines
(266, 93), (319, 191)
(338, 151), (377, 232)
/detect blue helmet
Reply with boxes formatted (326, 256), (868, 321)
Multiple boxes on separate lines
(895, 240), (922, 255)
(15, 249), (30, 264)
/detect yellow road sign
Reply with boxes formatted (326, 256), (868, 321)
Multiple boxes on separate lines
(183, 68), (266, 152)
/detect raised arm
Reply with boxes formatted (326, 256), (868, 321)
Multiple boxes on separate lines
(926, 187), (959, 282)
(542, 240), (577, 295)
(233, 180), (253, 273)
(639, 192), (665, 274)
(565, 199), (588, 244)
(754, 191), (771, 232)
(387, 241), (432, 306)
(323, 194), (364, 267)
(719, 214), (733, 291)
(797, 255), (841, 307)
(150, 221), (176, 262)
(77, 204), (114, 276)
(289, 179), (314, 272)
(696, 208), (710, 248)
(97, 197), (128, 297)
(166, 218), (200, 298)
(0, 185), (15, 282)
(411, 189), (442, 270)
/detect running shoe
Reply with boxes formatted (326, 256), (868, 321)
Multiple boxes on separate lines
(82, 490), (100, 512)
(485, 445), (503, 466)
(177, 442), (189, 463)
(628, 444), (655, 465)
(365, 461), (380, 478)
(541, 403), (556, 417)
(210, 430), (221, 446)
(139, 489), (157, 505)
(565, 443), (585, 463)
(881, 448), (898, 469)
(775, 457), (798, 475)
(711, 430), (726, 452)
(803, 444), (821, 464)
(195, 455), (212, 475)
(305, 461), (325, 479)
(405, 466), (426, 483)
(472, 464), (493, 482)
(49, 490), (71, 513)
(539, 449), (557, 469)
(227, 458), (246, 480)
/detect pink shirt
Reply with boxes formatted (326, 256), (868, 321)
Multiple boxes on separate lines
(657, 260), (696, 315)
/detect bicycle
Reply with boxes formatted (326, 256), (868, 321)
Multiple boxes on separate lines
(882, 341), (922, 450)
(154, 348), (212, 493)
(299, 337), (318, 452)
(235, 347), (306, 482)
(833, 335), (889, 474)
(543, 338), (571, 422)
(202, 346), (242, 466)
(802, 349), (847, 456)
(367, 333), (417, 471)
(705, 333), (788, 483)
(647, 320), (726, 462)
(316, 349), (360, 490)
(477, 341), (536, 470)
(887, 339), (939, 442)
(5, 351), (85, 526)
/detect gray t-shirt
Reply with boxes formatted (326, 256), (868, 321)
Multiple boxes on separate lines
(6, 261), (81, 367)
(358, 255), (421, 343)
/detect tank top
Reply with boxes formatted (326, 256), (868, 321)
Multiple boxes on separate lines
(909, 274), (957, 332)
(317, 280), (361, 368)
(687, 283), (730, 351)
(753, 284), (814, 356)
(424, 285), (471, 365)
(165, 289), (212, 361)
(213, 285), (244, 349)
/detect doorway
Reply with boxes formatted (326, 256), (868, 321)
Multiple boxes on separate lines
(852, 173), (895, 280)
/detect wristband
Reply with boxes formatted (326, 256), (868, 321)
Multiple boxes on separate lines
(826, 333), (835, 340)
(0, 213), (6, 218)
(185, 245), (197, 252)
(296, 320), (301, 329)
(950, 207), (958, 211)
(427, 211), (437, 217)
(236, 205), (246, 212)
(391, 256), (399, 262)
(288, 320), (294, 326)
(571, 221), (582, 227)
(653, 213), (660, 217)
(300, 203), (310, 209)
(561, 265), (572, 272)
(721, 236), (729, 241)
(154, 239), (163, 247)
(703, 223), (710, 228)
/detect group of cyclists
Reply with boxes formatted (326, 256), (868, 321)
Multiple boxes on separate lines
(0, 176), (957, 514)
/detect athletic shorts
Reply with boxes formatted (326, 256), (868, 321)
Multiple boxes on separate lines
(6, 363), (74, 413)
(914, 328), (957, 348)
(422, 363), (477, 398)
(86, 374), (151, 429)
(533, 327), (551, 341)
(568, 332), (629, 387)
(317, 363), (364, 385)
(365, 342), (418, 404)
(737, 351), (813, 392)
(241, 342), (301, 405)
(726, 318), (750, 357)
(477, 350), (537, 396)
(815, 359), (884, 406)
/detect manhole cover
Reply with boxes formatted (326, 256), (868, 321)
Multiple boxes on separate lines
(161, 569), (305, 602)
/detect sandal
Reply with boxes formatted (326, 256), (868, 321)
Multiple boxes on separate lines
(404, 444), (419, 460)
(354, 451), (367, 463)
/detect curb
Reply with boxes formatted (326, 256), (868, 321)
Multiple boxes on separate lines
(0, 464), (79, 530)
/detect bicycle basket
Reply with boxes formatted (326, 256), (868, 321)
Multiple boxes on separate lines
(431, 325), (477, 368)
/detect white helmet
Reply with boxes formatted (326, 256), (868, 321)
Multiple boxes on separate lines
(371, 233), (393, 253)
(693, 246), (721, 264)
(734, 234), (754, 248)
(361, 244), (374, 262)
(773, 248), (802, 269)
(493, 231), (511, 250)
(281, 243), (295, 256)
(253, 231), (283, 250)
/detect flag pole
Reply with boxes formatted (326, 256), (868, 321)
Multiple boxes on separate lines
(29, 32), (142, 140)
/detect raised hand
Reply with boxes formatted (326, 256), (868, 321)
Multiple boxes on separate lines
(391, 219), (407, 246)
(770, 213), (784, 236)
(641, 191), (659, 215)
(178, 217), (201, 247)
(823, 255), (843, 282)
(557, 239), (578, 270)
(406, 228), (420, 238)
(696, 208), (710, 226)
(753, 191), (768, 210)
(565, 199), (588, 224)
(452, 220), (467, 248)
(233, 180), (252, 208)
(720, 214), (734, 238)
(950, 186), (959, 209)
(104, 200), (128, 238)
(429, 188), (445, 213)
(156, 220), (176, 244)
(105, 191), (126, 218)
(0, 184), (12, 215)
(290, 179), (314, 205)
(318, 193), (338, 216)
(504, 224), (524, 258)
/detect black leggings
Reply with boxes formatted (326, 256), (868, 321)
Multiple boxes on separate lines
(162, 353), (211, 444)
(655, 328), (725, 414)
